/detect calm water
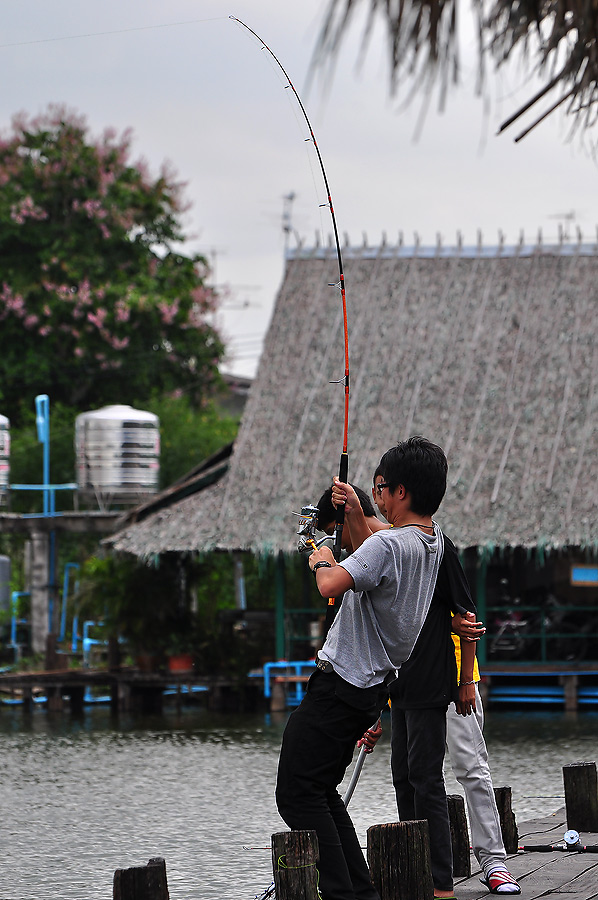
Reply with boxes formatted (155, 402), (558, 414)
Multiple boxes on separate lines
(1, 704), (597, 900)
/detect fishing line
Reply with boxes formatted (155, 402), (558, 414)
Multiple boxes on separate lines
(230, 15), (350, 571)
(231, 22), (332, 268)
(0, 17), (226, 50)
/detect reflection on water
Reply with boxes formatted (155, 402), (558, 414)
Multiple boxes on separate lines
(0, 705), (596, 900)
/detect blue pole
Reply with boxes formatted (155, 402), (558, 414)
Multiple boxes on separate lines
(10, 591), (30, 661)
(34, 395), (57, 634)
(34, 395), (50, 516)
(72, 614), (79, 652)
(59, 563), (80, 644)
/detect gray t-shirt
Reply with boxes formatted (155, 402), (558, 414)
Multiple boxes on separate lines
(319, 525), (444, 689)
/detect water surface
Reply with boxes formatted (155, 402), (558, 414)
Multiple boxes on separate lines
(0, 705), (596, 900)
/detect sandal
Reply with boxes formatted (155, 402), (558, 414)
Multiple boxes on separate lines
(480, 870), (521, 894)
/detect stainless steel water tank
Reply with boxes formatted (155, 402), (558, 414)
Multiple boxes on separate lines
(75, 405), (160, 508)
(0, 414), (9, 505)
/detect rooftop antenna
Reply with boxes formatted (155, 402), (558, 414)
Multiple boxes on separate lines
(548, 210), (576, 242)
(282, 191), (296, 251)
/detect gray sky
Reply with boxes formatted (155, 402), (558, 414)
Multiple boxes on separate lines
(2, 1), (596, 376)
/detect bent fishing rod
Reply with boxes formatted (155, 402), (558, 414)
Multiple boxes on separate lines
(231, 16), (350, 593)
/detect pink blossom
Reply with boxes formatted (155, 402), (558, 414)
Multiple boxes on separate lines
(10, 195), (48, 224)
(77, 280), (92, 305)
(158, 299), (179, 325)
(87, 309), (107, 329)
(114, 302), (130, 324)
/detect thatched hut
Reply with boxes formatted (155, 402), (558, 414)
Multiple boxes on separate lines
(109, 234), (598, 665)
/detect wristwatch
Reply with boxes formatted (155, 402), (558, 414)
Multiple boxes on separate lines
(313, 561), (332, 572)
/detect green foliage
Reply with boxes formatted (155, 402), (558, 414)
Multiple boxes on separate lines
(72, 549), (321, 673)
(143, 394), (239, 489)
(78, 554), (183, 653)
(0, 105), (224, 426)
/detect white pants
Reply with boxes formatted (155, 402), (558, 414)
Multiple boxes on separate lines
(445, 684), (506, 874)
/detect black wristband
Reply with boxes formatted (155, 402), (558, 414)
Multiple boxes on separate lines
(313, 561), (332, 572)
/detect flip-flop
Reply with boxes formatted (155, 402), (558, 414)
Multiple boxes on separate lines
(480, 870), (521, 894)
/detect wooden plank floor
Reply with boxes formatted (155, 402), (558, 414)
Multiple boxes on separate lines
(454, 808), (598, 899)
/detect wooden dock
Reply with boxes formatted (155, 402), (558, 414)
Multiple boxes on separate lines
(479, 663), (598, 711)
(454, 808), (598, 899)
(0, 667), (262, 713)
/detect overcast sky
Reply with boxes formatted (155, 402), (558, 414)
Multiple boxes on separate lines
(2, 1), (597, 377)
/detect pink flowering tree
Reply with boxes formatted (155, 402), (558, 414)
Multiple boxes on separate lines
(0, 105), (224, 425)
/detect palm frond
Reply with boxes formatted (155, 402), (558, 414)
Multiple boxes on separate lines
(313, 0), (598, 136)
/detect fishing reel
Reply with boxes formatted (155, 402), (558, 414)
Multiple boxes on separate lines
(293, 504), (333, 553)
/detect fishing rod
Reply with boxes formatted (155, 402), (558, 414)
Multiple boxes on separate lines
(519, 828), (598, 853)
(230, 16), (350, 584)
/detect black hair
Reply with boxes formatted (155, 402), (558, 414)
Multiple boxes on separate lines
(378, 436), (447, 516)
(372, 463), (383, 484)
(316, 484), (376, 530)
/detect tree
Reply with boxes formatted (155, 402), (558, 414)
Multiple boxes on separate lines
(314, 0), (598, 140)
(0, 105), (224, 426)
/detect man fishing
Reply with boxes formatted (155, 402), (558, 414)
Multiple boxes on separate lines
(275, 436), (448, 900)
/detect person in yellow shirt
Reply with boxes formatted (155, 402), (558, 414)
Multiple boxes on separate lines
(448, 627), (521, 894)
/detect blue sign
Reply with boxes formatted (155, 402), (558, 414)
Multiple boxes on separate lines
(571, 566), (598, 586)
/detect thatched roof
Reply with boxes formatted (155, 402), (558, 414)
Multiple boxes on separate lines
(109, 235), (598, 557)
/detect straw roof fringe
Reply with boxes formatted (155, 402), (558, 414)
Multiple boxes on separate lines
(109, 236), (598, 558)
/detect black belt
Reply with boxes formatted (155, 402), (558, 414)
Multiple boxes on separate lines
(316, 657), (397, 687)
(316, 657), (334, 673)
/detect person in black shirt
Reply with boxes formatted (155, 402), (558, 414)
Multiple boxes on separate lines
(334, 473), (477, 899)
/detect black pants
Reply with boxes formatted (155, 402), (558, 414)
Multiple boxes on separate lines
(276, 669), (385, 900)
(390, 704), (453, 892)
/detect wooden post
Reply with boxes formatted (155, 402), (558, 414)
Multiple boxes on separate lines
(46, 685), (63, 712)
(69, 685), (85, 716)
(45, 633), (59, 671)
(113, 856), (169, 900)
(271, 830), (319, 900)
(108, 636), (121, 672)
(447, 795), (471, 878)
(271, 679), (286, 712)
(367, 821), (434, 900)
(22, 686), (33, 714)
(560, 674), (578, 712)
(494, 787), (518, 854)
(563, 761), (598, 832)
